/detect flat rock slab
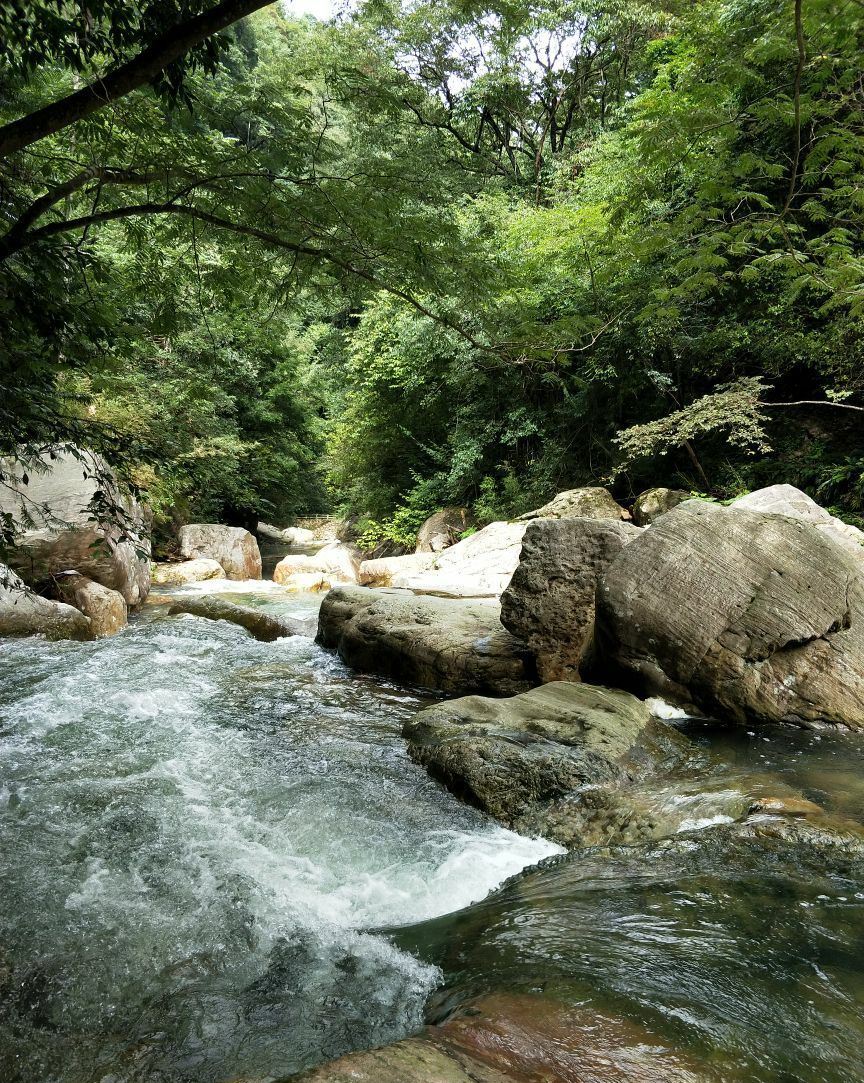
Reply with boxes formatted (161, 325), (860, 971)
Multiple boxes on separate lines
(295, 993), (716, 1083)
(317, 585), (534, 696)
(168, 596), (311, 640)
(404, 682), (691, 844)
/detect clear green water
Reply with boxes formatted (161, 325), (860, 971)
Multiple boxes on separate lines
(1, 583), (863, 1083)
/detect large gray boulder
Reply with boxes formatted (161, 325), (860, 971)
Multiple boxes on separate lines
(0, 564), (91, 640)
(632, 486), (690, 525)
(731, 484), (864, 556)
(597, 499), (864, 728)
(0, 450), (150, 605)
(179, 524), (261, 580)
(415, 507), (469, 553)
(500, 517), (641, 682)
(317, 585), (534, 695)
(517, 486), (629, 522)
(403, 682), (691, 845)
(54, 572), (127, 637)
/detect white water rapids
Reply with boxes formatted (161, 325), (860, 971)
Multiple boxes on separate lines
(0, 588), (561, 1081)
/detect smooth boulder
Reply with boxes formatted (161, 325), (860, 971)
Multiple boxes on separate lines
(151, 558), (225, 586)
(731, 484), (864, 556)
(0, 564), (91, 640)
(0, 449), (150, 605)
(179, 524), (261, 580)
(393, 521), (527, 598)
(415, 507), (469, 552)
(404, 682), (690, 843)
(168, 595), (311, 640)
(501, 517), (640, 682)
(296, 993), (709, 1083)
(317, 585), (534, 695)
(274, 541), (359, 591)
(518, 487), (629, 522)
(632, 487), (690, 526)
(597, 499), (864, 728)
(54, 572), (127, 637)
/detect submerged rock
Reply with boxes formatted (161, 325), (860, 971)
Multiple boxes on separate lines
(501, 517), (640, 682)
(403, 682), (691, 845)
(317, 585), (534, 696)
(179, 524), (262, 580)
(0, 449), (150, 605)
(731, 483), (864, 556)
(415, 507), (470, 553)
(0, 563), (91, 640)
(53, 572), (127, 637)
(151, 558), (226, 585)
(168, 595), (310, 640)
(632, 487), (690, 526)
(517, 486), (630, 522)
(597, 499), (864, 729)
(295, 992), (714, 1083)
(274, 541), (359, 591)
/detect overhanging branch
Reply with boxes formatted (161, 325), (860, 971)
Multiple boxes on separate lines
(0, 0), (274, 160)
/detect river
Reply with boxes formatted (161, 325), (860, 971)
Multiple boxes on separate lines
(1, 578), (863, 1082)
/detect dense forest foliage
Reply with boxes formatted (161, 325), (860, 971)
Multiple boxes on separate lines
(2, 0), (863, 551)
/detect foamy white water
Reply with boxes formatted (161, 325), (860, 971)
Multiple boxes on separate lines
(0, 600), (560, 1081)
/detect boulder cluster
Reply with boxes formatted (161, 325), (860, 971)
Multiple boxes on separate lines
(313, 482), (864, 846)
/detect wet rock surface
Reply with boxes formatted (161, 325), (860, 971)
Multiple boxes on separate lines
(597, 499), (864, 728)
(403, 682), (692, 845)
(501, 517), (640, 682)
(168, 595), (313, 640)
(293, 992), (718, 1083)
(317, 585), (534, 695)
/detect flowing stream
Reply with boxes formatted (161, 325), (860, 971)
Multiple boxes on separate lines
(1, 577), (863, 1082)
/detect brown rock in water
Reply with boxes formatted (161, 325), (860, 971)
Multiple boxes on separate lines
(596, 499), (864, 728)
(500, 517), (640, 682)
(403, 682), (691, 845)
(179, 524), (262, 580)
(632, 487), (690, 526)
(54, 572), (127, 637)
(295, 993), (718, 1082)
(317, 585), (534, 696)
(518, 487), (630, 522)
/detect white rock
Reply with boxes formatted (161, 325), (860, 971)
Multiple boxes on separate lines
(151, 558), (226, 585)
(393, 521), (527, 598)
(731, 484), (864, 556)
(179, 524), (262, 580)
(0, 449), (150, 605)
(0, 563), (91, 640)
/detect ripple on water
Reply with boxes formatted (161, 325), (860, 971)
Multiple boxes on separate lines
(0, 610), (561, 1082)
